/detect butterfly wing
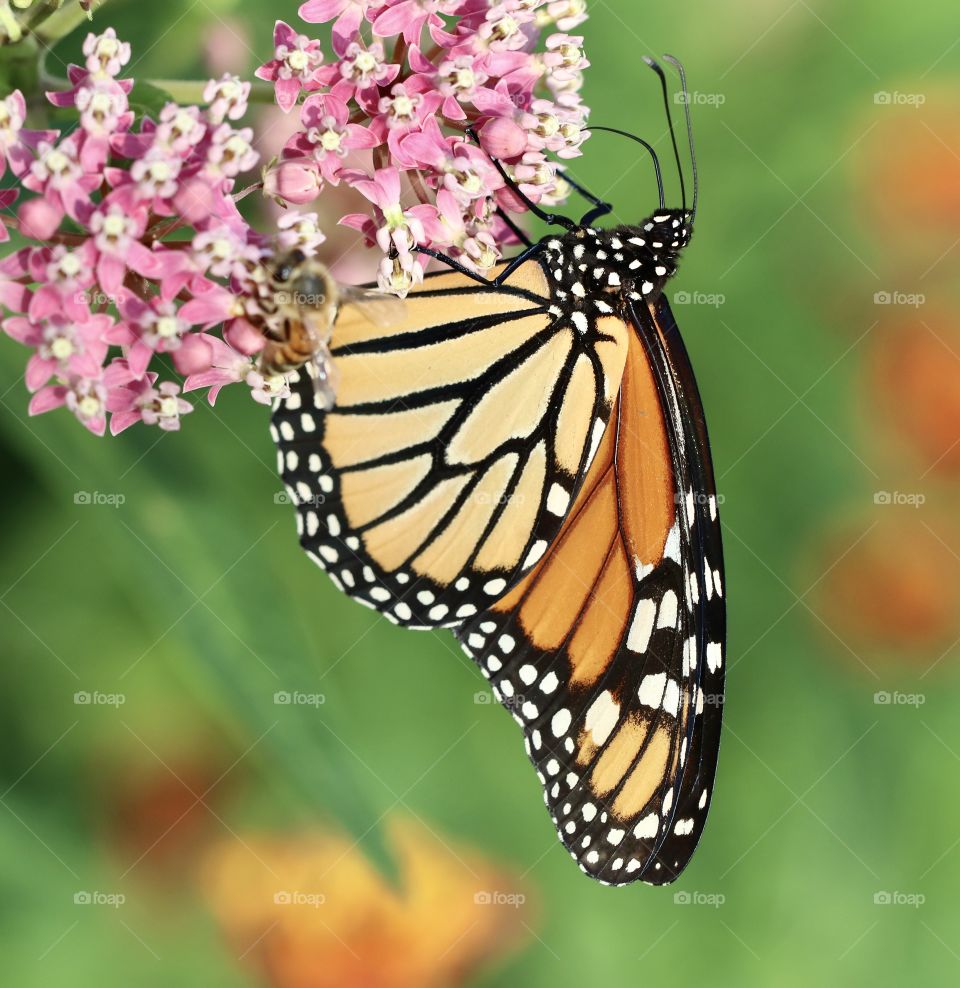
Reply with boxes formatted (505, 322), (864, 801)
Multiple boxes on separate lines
(455, 294), (725, 885)
(271, 262), (629, 629)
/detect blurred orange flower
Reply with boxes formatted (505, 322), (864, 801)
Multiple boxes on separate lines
(202, 818), (535, 988)
(105, 749), (237, 882)
(867, 316), (960, 476)
(859, 92), (960, 239)
(811, 511), (960, 657)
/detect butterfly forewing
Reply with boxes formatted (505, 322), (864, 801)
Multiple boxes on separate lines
(271, 264), (628, 630)
(456, 295), (725, 885)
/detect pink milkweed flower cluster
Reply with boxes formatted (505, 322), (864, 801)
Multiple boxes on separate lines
(258, 0), (591, 294)
(0, 29), (309, 436)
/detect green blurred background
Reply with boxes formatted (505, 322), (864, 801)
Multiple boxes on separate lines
(3, 0), (960, 984)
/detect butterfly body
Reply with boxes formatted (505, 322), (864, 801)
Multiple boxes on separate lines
(539, 210), (692, 320)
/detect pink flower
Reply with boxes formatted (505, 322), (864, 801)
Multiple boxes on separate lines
(107, 374), (194, 434)
(339, 41), (398, 96)
(105, 296), (191, 379)
(543, 34), (589, 86)
(183, 335), (288, 406)
(155, 103), (207, 154)
(203, 74), (252, 123)
(4, 312), (110, 390)
(276, 210), (327, 254)
(74, 79), (133, 138)
(521, 97), (589, 158)
(83, 27), (131, 78)
(543, 0), (588, 32)
(372, 0), (459, 47)
(344, 166), (425, 255)
(472, 2), (537, 54)
(433, 52), (489, 120)
(30, 376), (108, 436)
(204, 124), (259, 180)
(402, 117), (502, 203)
(87, 196), (159, 294)
(256, 21), (329, 113)
(478, 115), (527, 159)
(298, 0), (371, 49)
(409, 189), (501, 274)
(297, 91), (377, 184)
(0, 91), (26, 162)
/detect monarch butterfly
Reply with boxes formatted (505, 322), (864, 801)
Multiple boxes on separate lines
(270, 55), (725, 886)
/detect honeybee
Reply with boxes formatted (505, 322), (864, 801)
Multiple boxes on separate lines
(259, 249), (404, 409)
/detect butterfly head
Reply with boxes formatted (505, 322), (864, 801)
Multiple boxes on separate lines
(637, 207), (693, 256)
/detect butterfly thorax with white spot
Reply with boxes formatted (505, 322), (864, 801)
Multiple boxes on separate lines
(541, 208), (693, 317)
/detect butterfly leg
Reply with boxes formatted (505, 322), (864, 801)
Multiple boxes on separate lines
(465, 126), (577, 232)
(413, 246), (494, 286)
(562, 173), (614, 227)
(416, 241), (552, 290)
(492, 240), (551, 285)
(496, 207), (535, 248)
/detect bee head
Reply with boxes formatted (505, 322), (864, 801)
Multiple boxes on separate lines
(271, 249), (307, 287)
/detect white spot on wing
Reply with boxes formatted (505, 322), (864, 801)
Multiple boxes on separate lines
(657, 590), (678, 629)
(706, 642), (723, 673)
(638, 672), (667, 709)
(524, 540), (548, 569)
(627, 599), (657, 653)
(547, 483), (570, 516)
(585, 691), (619, 746)
(633, 814), (659, 840)
(551, 708), (572, 737)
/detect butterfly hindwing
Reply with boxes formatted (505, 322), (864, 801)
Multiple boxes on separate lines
(456, 295), (725, 885)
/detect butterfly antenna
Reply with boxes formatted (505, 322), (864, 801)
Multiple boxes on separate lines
(590, 126), (665, 210)
(643, 55), (686, 213)
(663, 54), (698, 221)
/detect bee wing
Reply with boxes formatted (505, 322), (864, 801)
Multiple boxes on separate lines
(338, 286), (406, 327)
(301, 307), (334, 346)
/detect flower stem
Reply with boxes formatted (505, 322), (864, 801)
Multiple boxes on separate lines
(34, 0), (108, 45)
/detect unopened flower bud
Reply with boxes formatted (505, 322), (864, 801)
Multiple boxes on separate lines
(480, 117), (528, 159)
(263, 158), (323, 205)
